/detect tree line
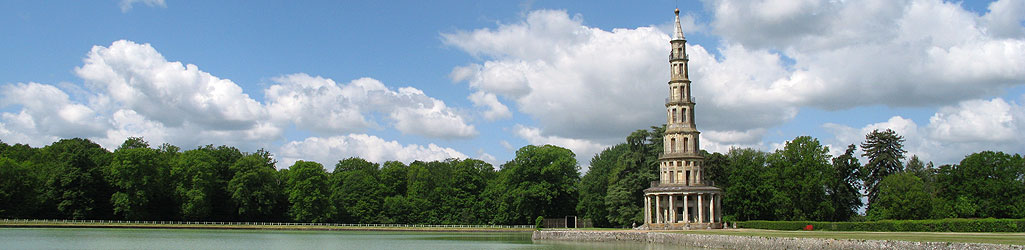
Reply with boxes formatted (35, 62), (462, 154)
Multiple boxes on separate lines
(0, 138), (578, 225)
(580, 127), (1025, 227)
(2, 126), (1023, 226)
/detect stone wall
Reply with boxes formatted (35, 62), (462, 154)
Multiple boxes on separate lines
(532, 230), (1024, 250)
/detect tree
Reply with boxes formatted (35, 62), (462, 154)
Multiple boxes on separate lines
(0, 157), (40, 218)
(284, 161), (332, 222)
(43, 138), (113, 219)
(604, 129), (659, 227)
(723, 148), (773, 221)
(576, 144), (626, 227)
(227, 150), (282, 221)
(491, 145), (579, 224)
(861, 129), (907, 208)
(936, 151), (1025, 218)
(766, 136), (833, 221)
(828, 144), (863, 221)
(331, 157), (382, 223)
(171, 148), (219, 220)
(867, 173), (932, 220)
(107, 138), (174, 220)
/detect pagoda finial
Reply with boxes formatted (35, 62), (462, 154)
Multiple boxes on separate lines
(673, 8), (685, 40)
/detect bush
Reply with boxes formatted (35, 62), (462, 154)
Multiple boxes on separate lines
(535, 216), (544, 230)
(736, 218), (1025, 232)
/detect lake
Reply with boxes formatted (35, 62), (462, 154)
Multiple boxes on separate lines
(0, 228), (701, 250)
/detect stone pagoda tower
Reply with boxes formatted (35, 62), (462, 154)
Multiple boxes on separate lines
(642, 8), (722, 230)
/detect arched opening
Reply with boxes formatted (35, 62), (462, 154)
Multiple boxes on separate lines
(671, 108), (677, 123)
(683, 137), (689, 153)
(670, 138), (676, 153)
(682, 107), (687, 122)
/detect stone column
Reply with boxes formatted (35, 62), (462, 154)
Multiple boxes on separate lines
(644, 195), (649, 224)
(698, 194), (704, 223)
(655, 194), (661, 223)
(669, 194), (675, 223)
(716, 193), (722, 224)
(683, 193), (689, 223)
(710, 194), (715, 223)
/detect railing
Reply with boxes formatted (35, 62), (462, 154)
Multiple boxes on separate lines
(664, 96), (695, 104)
(0, 219), (534, 229)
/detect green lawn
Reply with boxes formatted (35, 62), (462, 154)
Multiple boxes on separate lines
(673, 229), (1025, 245)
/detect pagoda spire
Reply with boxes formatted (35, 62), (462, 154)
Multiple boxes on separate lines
(673, 8), (685, 40)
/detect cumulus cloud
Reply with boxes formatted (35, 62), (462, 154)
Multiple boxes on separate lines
(468, 91), (512, 121)
(824, 97), (1025, 164)
(445, 3), (1025, 156)
(265, 74), (477, 139)
(119, 0), (166, 13)
(76, 40), (266, 130)
(1, 40), (475, 167)
(276, 134), (468, 170)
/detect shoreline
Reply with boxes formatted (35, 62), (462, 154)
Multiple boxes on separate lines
(0, 222), (534, 233)
(532, 230), (1025, 250)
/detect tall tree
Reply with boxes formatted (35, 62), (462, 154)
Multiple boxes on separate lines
(604, 129), (658, 227)
(492, 145), (580, 224)
(0, 157), (40, 218)
(227, 150), (282, 221)
(43, 138), (113, 219)
(331, 157), (382, 223)
(723, 148), (773, 221)
(828, 144), (863, 221)
(171, 148), (219, 220)
(107, 138), (175, 220)
(767, 136), (833, 221)
(284, 160), (333, 222)
(936, 151), (1025, 218)
(861, 129), (907, 208)
(867, 173), (932, 220)
(576, 144), (626, 228)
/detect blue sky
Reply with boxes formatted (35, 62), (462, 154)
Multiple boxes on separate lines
(2, 0), (1024, 171)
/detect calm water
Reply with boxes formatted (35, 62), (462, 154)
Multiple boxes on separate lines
(0, 228), (704, 250)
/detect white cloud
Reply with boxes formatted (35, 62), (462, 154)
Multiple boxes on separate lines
(1, 40), (474, 167)
(0, 82), (106, 146)
(824, 97), (1025, 164)
(512, 124), (607, 168)
(468, 91), (512, 121)
(444, 10), (669, 142)
(277, 134), (469, 171)
(119, 0), (166, 13)
(445, 3), (1025, 159)
(76, 40), (267, 130)
(266, 74), (478, 139)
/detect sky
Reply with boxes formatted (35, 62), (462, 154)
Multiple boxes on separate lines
(1, 0), (1024, 172)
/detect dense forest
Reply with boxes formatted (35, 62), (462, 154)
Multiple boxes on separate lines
(1, 126), (1023, 226)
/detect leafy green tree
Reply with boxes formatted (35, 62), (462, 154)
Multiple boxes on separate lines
(867, 173), (932, 220)
(43, 138), (113, 219)
(228, 150), (282, 221)
(604, 129), (659, 227)
(0, 157), (41, 218)
(936, 151), (1025, 218)
(285, 160), (333, 222)
(828, 144), (863, 221)
(861, 129), (907, 208)
(205, 145), (243, 221)
(171, 148), (219, 220)
(766, 136), (833, 221)
(107, 138), (174, 220)
(576, 144), (626, 227)
(331, 157), (382, 223)
(723, 148), (773, 221)
(491, 145), (579, 224)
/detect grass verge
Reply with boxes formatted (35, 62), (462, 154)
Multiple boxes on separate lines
(673, 228), (1025, 245)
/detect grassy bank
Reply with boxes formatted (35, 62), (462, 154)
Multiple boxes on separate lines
(0, 220), (535, 232)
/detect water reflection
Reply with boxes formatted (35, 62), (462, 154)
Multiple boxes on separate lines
(0, 228), (709, 250)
